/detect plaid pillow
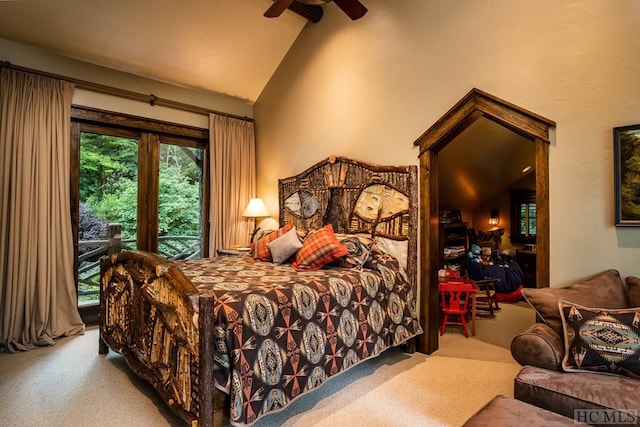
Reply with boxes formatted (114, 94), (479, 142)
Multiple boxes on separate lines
(250, 227), (275, 253)
(254, 223), (293, 262)
(292, 224), (349, 271)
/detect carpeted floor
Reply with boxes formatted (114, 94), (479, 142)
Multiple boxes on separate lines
(0, 301), (534, 427)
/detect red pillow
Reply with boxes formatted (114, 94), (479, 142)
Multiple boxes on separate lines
(292, 224), (349, 271)
(254, 223), (293, 261)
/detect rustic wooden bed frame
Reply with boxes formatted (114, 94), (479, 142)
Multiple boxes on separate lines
(99, 156), (419, 427)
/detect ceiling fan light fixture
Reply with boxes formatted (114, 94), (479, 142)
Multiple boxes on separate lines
(298, 0), (331, 4)
(265, 0), (366, 21)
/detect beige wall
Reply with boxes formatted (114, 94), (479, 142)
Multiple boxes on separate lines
(3, 1), (640, 287)
(0, 38), (253, 127)
(255, 0), (640, 286)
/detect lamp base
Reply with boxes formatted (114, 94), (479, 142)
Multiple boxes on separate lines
(249, 218), (258, 243)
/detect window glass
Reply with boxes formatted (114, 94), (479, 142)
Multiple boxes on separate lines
(511, 190), (536, 244)
(71, 109), (208, 322)
(158, 143), (204, 260)
(78, 132), (139, 307)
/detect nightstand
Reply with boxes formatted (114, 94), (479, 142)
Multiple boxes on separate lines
(216, 247), (251, 257)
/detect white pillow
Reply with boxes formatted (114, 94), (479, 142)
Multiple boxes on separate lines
(268, 227), (303, 264)
(374, 236), (408, 270)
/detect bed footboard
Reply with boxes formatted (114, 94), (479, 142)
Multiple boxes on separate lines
(99, 250), (226, 427)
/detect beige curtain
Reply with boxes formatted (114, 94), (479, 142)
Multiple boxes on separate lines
(209, 114), (256, 255)
(0, 68), (85, 353)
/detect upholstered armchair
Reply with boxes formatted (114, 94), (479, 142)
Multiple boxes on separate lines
(510, 270), (640, 426)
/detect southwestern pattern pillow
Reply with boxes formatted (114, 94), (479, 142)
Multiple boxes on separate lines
(365, 246), (403, 272)
(254, 223), (293, 262)
(334, 235), (374, 269)
(559, 300), (640, 378)
(292, 224), (349, 271)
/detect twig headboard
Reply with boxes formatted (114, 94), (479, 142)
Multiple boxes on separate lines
(278, 155), (418, 288)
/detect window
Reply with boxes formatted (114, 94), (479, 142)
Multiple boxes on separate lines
(71, 106), (209, 323)
(510, 190), (536, 244)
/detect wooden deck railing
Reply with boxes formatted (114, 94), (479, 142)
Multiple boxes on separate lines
(78, 223), (201, 301)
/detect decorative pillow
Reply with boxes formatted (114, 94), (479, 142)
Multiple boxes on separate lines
(253, 223), (293, 262)
(250, 227), (274, 254)
(365, 246), (402, 272)
(296, 228), (310, 241)
(292, 224), (349, 271)
(334, 235), (374, 269)
(522, 269), (628, 336)
(373, 236), (408, 271)
(626, 276), (640, 307)
(559, 300), (640, 378)
(267, 227), (302, 265)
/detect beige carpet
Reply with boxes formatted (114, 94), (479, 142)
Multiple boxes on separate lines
(0, 302), (534, 427)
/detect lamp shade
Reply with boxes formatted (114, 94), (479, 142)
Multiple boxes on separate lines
(243, 198), (269, 218)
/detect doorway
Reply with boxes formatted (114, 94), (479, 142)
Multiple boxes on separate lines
(413, 88), (556, 354)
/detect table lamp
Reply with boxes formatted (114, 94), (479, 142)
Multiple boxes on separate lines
(243, 198), (269, 242)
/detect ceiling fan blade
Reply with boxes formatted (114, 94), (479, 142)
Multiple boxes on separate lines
(333, 0), (367, 20)
(264, 0), (296, 18)
(288, 2), (324, 23)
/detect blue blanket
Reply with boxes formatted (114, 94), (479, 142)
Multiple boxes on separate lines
(467, 259), (524, 293)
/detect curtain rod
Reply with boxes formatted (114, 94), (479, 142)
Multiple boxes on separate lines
(0, 61), (254, 123)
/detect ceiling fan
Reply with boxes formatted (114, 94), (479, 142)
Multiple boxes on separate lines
(264, 0), (367, 23)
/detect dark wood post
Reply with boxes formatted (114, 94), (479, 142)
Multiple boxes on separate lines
(100, 224), (120, 355)
(98, 255), (109, 355)
(199, 295), (215, 427)
(108, 223), (122, 255)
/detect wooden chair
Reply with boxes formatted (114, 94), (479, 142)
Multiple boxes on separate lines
(438, 281), (475, 338)
(473, 278), (500, 316)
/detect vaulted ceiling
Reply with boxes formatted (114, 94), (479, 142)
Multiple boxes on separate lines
(439, 117), (535, 211)
(0, 0), (309, 103)
(0, 0), (535, 212)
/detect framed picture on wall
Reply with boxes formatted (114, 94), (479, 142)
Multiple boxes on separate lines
(614, 124), (640, 226)
(439, 210), (462, 224)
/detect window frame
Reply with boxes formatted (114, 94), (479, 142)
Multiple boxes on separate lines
(510, 189), (537, 244)
(71, 106), (209, 323)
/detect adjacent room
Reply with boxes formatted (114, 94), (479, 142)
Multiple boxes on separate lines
(1, 1), (640, 426)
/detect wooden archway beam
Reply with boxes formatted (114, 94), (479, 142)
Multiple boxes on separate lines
(413, 88), (555, 355)
(415, 88), (555, 154)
